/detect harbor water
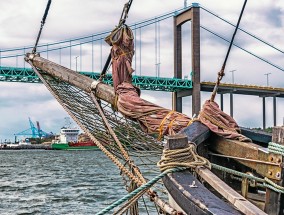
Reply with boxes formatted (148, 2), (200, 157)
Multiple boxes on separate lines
(0, 150), (160, 214)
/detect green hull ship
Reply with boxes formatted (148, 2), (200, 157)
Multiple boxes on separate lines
(51, 143), (99, 150)
(51, 128), (99, 151)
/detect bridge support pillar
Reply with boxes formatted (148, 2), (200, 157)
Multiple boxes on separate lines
(173, 3), (200, 115)
(263, 97), (266, 129)
(172, 92), (182, 112)
(230, 93), (234, 117)
(220, 93), (224, 111)
(273, 97), (277, 126)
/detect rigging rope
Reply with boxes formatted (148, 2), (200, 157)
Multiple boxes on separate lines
(90, 92), (147, 185)
(210, 0), (247, 101)
(96, 167), (185, 215)
(268, 142), (284, 156)
(100, 0), (134, 80)
(211, 163), (284, 194)
(32, 0), (52, 54)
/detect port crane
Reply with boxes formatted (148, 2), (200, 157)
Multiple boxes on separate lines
(14, 117), (52, 138)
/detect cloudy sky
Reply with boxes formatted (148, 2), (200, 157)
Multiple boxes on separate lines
(0, 0), (283, 141)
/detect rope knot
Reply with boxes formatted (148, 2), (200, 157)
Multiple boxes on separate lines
(218, 70), (225, 77)
(157, 143), (211, 172)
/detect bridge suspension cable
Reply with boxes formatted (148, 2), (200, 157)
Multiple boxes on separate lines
(1, 3), (283, 77)
(201, 6), (284, 55)
(0, 6), (190, 54)
(0, 9), (182, 60)
(201, 25), (284, 72)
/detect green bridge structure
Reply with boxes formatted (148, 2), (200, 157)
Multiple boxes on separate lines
(0, 66), (192, 92)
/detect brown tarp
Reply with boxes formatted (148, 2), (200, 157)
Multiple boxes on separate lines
(105, 25), (191, 137)
(199, 100), (251, 142)
(116, 82), (192, 137)
(105, 25), (134, 91)
(106, 25), (250, 142)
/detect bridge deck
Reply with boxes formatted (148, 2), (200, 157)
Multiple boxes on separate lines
(0, 67), (192, 92)
(1, 67), (284, 97)
(201, 81), (284, 98)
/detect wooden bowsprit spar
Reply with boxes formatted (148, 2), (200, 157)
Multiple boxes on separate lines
(26, 54), (116, 104)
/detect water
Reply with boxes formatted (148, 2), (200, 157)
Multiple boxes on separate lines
(0, 150), (160, 214)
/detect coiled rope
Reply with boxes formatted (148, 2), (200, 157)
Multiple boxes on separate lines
(157, 143), (211, 172)
(268, 142), (284, 156)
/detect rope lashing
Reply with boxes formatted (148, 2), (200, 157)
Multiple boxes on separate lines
(186, 117), (199, 127)
(158, 110), (175, 140)
(96, 167), (185, 215)
(157, 143), (211, 172)
(199, 110), (238, 133)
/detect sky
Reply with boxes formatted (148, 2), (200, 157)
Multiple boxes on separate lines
(0, 0), (284, 141)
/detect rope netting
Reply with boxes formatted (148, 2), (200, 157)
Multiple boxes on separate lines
(35, 71), (170, 213)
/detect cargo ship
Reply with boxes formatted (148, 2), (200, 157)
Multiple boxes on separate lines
(51, 127), (99, 150)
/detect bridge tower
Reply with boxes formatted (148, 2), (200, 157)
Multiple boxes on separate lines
(172, 3), (201, 116)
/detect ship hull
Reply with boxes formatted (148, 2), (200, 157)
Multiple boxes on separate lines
(51, 143), (99, 151)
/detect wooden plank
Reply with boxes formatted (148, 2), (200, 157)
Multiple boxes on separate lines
(272, 126), (284, 144)
(265, 126), (284, 215)
(196, 167), (267, 215)
(209, 135), (282, 180)
(163, 130), (241, 214)
(180, 121), (211, 146)
(163, 171), (242, 215)
(240, 127), (272, 144)
(28, 55), (116, 105)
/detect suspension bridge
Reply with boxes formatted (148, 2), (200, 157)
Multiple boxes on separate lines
(0, 3), (283, 129)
